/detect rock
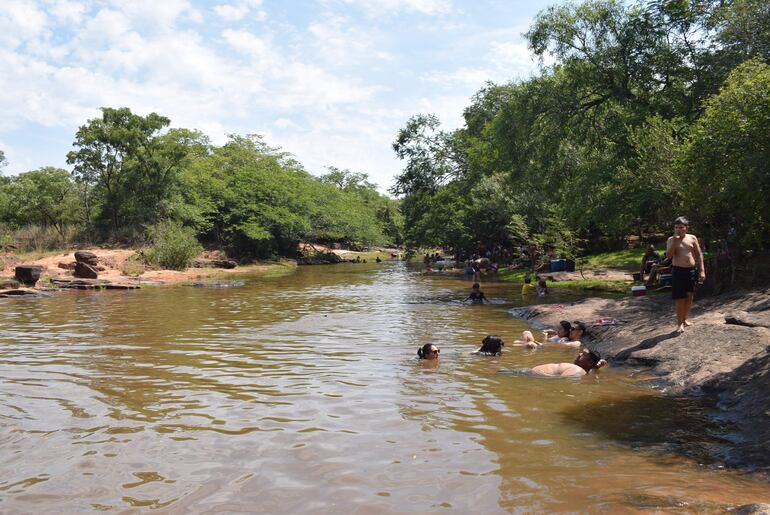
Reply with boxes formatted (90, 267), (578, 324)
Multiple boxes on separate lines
(74, 262), (99, 279)
(736, 504), (770, 515)
(15, 265), (42, 286)
(74, 251), (99, 266)
(0, 288), (51, 298)
(210, 259), (237, 269)
(58, 261), (77, 270)
(297, 252), (342, 265)
(724, 310), (770, 329)
(191, 258), (237, 269)
(104, 283), (140, 290)
(187, 280), (245, 288)
(0, 278), (20, 289)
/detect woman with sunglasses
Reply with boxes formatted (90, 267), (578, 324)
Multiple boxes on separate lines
(417, 344), (440, 359)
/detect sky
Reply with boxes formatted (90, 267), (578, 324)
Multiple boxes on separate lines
(0, 0), (554, 191)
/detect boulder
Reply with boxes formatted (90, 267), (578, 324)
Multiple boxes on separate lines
(74, 251), (99, 266)
(58, 261), (77, 270)
(74, 262), (98, 279)
(15, 265), (42, 286)
(210, 259), (237, 269)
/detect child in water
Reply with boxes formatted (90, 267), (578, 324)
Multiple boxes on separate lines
(511, 330), (542, 349)
(522, 276), (535, 295)
(537, 278), (548, 296)
(464, 283), (488, 304)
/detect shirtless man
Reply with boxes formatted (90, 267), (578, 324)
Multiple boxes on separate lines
(666, 216), (706, 333)
(530, 348), (607, 377)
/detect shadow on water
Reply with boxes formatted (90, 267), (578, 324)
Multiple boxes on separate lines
(558, 393), (738, 469)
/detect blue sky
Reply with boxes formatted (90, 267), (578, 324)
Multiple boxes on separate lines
(0, 0), (554, 191)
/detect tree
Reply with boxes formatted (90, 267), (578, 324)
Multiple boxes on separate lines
(5, 167), (82, 235)
(67, 107), (185, 236)
(678, 58), (770, 250)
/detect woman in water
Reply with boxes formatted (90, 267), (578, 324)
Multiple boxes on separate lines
(543, 320), (571, 343)
(417, 343), (440, 359)
(472, 335), (504, 356)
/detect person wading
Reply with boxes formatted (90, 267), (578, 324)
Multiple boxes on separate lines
(666, 216), (706, 334)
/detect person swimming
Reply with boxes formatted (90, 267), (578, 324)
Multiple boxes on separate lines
(472, 335), (504, 355)
(529, 348), (606, 377)
(464, 283), (488, 304)
(511, 330), (542, 349)
(417, 343), (440, 360)
(543, 320), (571, 342)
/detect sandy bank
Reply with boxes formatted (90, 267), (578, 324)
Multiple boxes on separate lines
(0, 248), (295, 287)
(511, 288), (770, 473)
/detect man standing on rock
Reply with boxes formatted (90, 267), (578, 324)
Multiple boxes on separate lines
(666, 216), (706, 333)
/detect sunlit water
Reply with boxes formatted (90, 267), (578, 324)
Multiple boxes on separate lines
(1, 262), (768, 513)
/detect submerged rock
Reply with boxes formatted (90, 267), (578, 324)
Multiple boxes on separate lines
(187, 280), (245, 288)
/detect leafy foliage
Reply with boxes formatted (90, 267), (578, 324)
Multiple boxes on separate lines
(392, 0), (770, 260)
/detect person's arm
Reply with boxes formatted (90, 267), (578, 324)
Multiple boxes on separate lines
(554, 340), (581, 348)
(693, 236), (706, 281)
(666, 236), (675, 260)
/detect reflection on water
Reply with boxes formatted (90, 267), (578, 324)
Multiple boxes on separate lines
(1, 263), (768, 512)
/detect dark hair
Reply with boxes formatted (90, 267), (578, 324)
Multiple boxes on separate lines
(674, 216), (689, 226)
(524, 276), (531, 284)
(472, 283), (480, 289)
(559, 320), (572, 333)
(571, 321), (587, 335)
(418, 343), (438, 359)
(477, 335), (504, 355)
(538, 279), (547, 288)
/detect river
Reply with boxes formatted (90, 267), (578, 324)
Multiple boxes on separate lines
(1, 262), (768, 513)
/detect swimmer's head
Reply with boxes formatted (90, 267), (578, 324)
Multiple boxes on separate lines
(570, 321), (587, 341)
(574, 348), (603, 372)
(558, 320), (572, 338)
(478, 335), (504, 355)
(418, 344), (440, 360)
(472, 283), (480, 290)
(521, 330), (535, 342)
(524, 276), (531, 284)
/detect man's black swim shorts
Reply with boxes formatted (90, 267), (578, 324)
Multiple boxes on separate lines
(672, 266), (696, 299)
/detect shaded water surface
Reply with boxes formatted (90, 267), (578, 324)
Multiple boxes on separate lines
(1, 263), (768, 513)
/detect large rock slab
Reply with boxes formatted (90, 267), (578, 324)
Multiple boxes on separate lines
(15, 265), (42, 286)
(74, 262), (98, 279)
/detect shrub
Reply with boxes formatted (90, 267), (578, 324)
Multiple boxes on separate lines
(14, 224), (78, 253)
(145, 220), (202, 270)
(121, 253), (146, 277)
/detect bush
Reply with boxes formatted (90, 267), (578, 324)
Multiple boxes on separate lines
(121, 253), (146, 277)
(145, 221), (202, 270)
(14, 224), (78, 253)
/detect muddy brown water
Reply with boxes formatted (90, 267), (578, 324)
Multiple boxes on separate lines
(1, 262), (769, 513)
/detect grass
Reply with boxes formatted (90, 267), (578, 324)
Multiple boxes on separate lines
(497, 247), (650, 293)
(576, 248), (647, 270)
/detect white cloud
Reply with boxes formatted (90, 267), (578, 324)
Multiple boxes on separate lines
(45, 0), (88, 25)
(0, 1), (50, 48)
(332, 0), (453, 16)
(214, 0), (266, 22)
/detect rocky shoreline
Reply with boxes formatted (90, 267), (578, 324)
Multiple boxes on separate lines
(511, 287), (770, 475)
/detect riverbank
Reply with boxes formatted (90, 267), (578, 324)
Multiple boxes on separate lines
(511, 287), (770, 473)
(0, 248), (297, 289)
